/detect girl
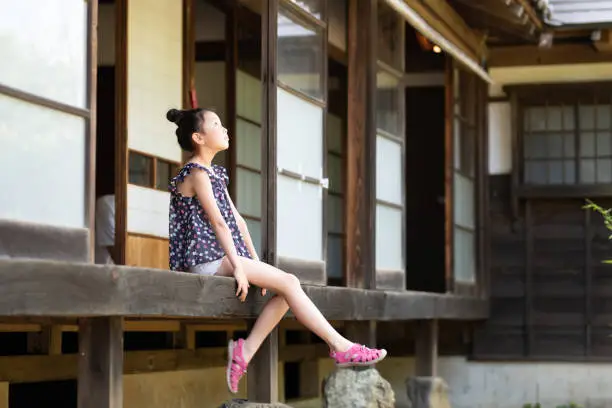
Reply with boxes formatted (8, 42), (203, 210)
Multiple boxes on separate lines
(166, 108), (387, 394)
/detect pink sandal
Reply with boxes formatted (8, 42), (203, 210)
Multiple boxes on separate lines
(226, 339), (248, 394)
(330, 343), (387, 368)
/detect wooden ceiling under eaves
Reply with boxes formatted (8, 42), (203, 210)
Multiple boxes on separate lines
(448, 0), (594, 47)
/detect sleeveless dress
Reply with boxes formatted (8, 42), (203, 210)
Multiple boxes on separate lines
(168, 163), (251, 272)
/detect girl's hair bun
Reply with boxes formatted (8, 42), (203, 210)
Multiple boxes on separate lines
(166, 108), (183, 124)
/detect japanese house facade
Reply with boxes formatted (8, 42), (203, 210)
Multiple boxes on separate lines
(1, 0), (612, 407)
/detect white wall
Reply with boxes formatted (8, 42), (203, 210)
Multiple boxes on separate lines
(440, 357), (612, 408)
(488, 102), (512, 175)
(487, 62), (612, 175)
(126, 0), (183, 237)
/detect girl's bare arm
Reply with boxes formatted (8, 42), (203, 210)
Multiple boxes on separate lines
(191, 170), (243, 270)
(225, 188), (259, 261)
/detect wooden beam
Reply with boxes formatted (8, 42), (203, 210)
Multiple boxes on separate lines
(247, 327), (279, 402)
(0, 345), (327, 384)
(489, 44), (612, 67)
(403, 0), (484, 62)
(78, 317), (124, 408)
(0, 323), (41, 332)
(414, 319), (438, 376)
(512, 0), (542, 30)
(421, 0), (487, 58)
(0, 383), (6, 408)
(0, 259), (489, 320)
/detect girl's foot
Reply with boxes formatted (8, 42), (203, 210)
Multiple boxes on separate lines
(226, 339), (248, 394)
(330, 343), (387, 368)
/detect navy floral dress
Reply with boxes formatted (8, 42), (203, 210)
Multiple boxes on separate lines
(168, 163), (251, 272)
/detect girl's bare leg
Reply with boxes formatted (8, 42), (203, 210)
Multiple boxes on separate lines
(217, 257), (353, 363)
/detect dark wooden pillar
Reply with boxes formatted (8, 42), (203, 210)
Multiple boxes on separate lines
(246, 326), (279, 402)
(346, 0), (377, 290)
(345, 0), (378, 346)
(414, 320), (438, 377)
(78, 317), (124, 408)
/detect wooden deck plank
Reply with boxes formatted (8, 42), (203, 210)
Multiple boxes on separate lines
(0, 260), (488, 320)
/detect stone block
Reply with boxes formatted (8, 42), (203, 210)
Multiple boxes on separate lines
(323, 367), (395, 408)
(406, 377), (451, 408)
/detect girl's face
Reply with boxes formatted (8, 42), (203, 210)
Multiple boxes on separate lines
(193, 111), (229, 152)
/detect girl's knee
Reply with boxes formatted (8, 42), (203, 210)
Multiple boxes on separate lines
(281, 272), (301, 290)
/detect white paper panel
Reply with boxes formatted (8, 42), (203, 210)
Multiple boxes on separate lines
(327, 235), (343, 279)
(580, 132), (612, 157)
(127, 184), (170, 238)
(327, 113), (343, 154)
(453, 173), (475, 230)
(376, 135), (402, 205)
(236, 119), (262, 170)
(524, 106), (574, 132)
(236, 169), (261, 218)
(375, 204), (403, 271)
(237, 70), (262, 124)
(0, 95), (86, 228)
(127, 185), (170, 238)
(277, 175), (323, 261)
(454, 228), (475, 283)
(327, 195), (344, 234)
(580, 105), (611, 130)
(488, 102), (512, 175)
(245, 218), (262, 258)
(0, 0), (87, 107)
(127, 0), (183, 162)
(277, 88), (324, 178)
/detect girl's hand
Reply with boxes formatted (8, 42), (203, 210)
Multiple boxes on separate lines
(234, 265), (250, 302)
(261, 287), (267, 297)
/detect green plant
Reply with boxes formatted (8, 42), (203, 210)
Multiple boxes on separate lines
(584, 198), (612, 263)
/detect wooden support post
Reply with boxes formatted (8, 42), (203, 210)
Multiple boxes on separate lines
(414, 320), (438, 377)
(27, 325), (63, 355)
(345, 0), (378, 347)
(346, 0), (377, 291)
(173, 323), (196, 350)
(78, 317), (124, 408)
(344, 321), (377, 348)
(246, 327), (279, 402)
(0, 382), (7, 408)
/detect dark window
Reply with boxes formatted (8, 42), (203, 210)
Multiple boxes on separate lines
(156, 159), (178, 190)
(518, 88), (612, 187)
(128, 151), (153, 187)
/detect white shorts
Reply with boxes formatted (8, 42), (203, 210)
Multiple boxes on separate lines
(189, 258), (224, 276)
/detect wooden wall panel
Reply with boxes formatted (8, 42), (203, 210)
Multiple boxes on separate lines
(474, 175), (612, 360)
(126, 234), (169, 270)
